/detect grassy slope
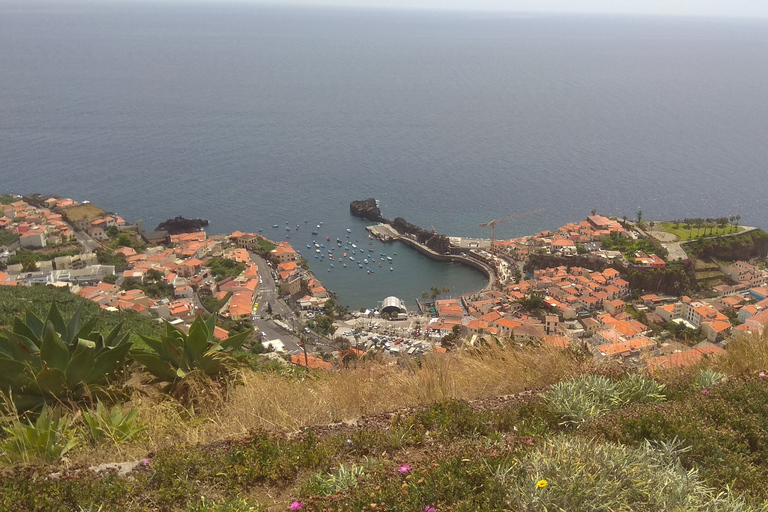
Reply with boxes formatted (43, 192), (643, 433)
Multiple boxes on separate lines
(3, 286), (768, 510)
(659, 222), (744, 241)
(3, 369), (768, 511)
(0, 285), (163, 347)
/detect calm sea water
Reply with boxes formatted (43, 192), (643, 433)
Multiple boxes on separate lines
(2, 3), (768, 308)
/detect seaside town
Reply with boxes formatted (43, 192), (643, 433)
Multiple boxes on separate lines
(1, 193), (767, 372)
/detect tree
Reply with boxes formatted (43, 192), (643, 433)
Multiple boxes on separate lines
(518, 290), (544, 311)
(636, 210), (643, 223)
(97, 251), (128, 272)
(324, 297), (336, 318)
(144, 269), (164, 283)
(591, 209), (597, 216)
(442, 286), (450, 295)
(266, 302), (273, 316)
(422, 292), (429, 300)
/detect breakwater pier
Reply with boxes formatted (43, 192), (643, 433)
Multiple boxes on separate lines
(367, 223), (496, 291)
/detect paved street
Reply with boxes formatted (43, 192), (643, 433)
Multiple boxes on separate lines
(248, 251), (305, 353)
(73, 230), (101, 253)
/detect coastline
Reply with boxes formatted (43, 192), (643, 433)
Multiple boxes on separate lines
(366, 223), (495, 292)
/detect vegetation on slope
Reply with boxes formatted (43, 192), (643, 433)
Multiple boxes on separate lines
(2, 289), (768, 510)
(0, 285), (162, 343)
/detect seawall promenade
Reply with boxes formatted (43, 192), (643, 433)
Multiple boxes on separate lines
(367, 224), (496, 292)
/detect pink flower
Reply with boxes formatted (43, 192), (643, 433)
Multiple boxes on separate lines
(398, 463), (411, 474)
(521, 437), (533, 445)
(759, 371), (766, 379)
(290, 501), (303, 510)
(142, 458), (150, 465)
(701, 389), (710, 395)
(424, 507), (436, 512)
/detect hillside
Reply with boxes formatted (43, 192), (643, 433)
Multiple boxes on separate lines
(1, 295), (768, 511)
(0, 285), (163, 344)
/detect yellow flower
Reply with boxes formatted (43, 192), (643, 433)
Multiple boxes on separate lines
(536, 479), (548, 489)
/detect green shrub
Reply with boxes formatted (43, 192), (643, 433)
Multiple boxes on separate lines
(587, 377), (768, 500)
(187, 496), (264, 512)
(301, 459), (376, 496)
(0, 303), (132, 412)
(694, 368), (727, 390)
(543, 374), (666, 424)
(81, 401), (145, 446)
(131, 315), (250, 398)
(506, 437), (760, 511)
(1, 406), (78, 463)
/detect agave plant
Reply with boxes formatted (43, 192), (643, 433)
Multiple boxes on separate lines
(1, 405), (78, 463)
(0, 303), (132, 413)
(82, 400), (145, 445)
(131, 314), (250, 390)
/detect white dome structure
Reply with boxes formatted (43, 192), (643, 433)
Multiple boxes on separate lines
(381, 296), (407, 315)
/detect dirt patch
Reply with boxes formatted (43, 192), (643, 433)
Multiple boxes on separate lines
(647, 230), (678, 242)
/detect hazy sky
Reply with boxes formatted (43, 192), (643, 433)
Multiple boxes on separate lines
(220, 0), (768, 18)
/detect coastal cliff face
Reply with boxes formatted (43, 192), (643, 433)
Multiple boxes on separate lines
(155, 216), (209, 235)
(349, 198), (388, 223)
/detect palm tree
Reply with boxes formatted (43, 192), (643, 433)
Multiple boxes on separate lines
(636, 210), (643, 223)
(735, 215), (741, 230)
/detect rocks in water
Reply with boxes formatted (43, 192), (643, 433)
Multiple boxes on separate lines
(350, 198), (388, 223)
(155, 216), (208, 235)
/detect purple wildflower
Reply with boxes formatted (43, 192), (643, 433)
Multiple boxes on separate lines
(759, 371), (766, 379)
(424, 506), (436, 512)
(701, 389), (710, 395)
(521, 438), (533, 445)
(142, 458), (150, 465)
(290, 501), (303, 510)
(398, 463), (411, 475)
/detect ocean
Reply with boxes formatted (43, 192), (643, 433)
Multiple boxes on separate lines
(2, 2), (767, 308)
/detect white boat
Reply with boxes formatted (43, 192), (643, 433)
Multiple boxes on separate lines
(351, 244), (357, 249)
(364, 259), (368, 264)
(387, 256), (392, 261)
(347, 228), (352, 233)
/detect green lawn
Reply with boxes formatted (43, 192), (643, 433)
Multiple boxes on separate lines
(659, 222), (743, 241)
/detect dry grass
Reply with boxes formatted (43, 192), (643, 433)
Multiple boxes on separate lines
(721, 328), (768, 374)
(69, 344), (583, 465)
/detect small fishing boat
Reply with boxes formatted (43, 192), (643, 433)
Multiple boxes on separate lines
(272, 224), (279, 228)
(390, 267), (393, 271)
(347, 228), (352, 233)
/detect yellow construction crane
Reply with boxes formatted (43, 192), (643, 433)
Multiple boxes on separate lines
(481, 209), (544, 254)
